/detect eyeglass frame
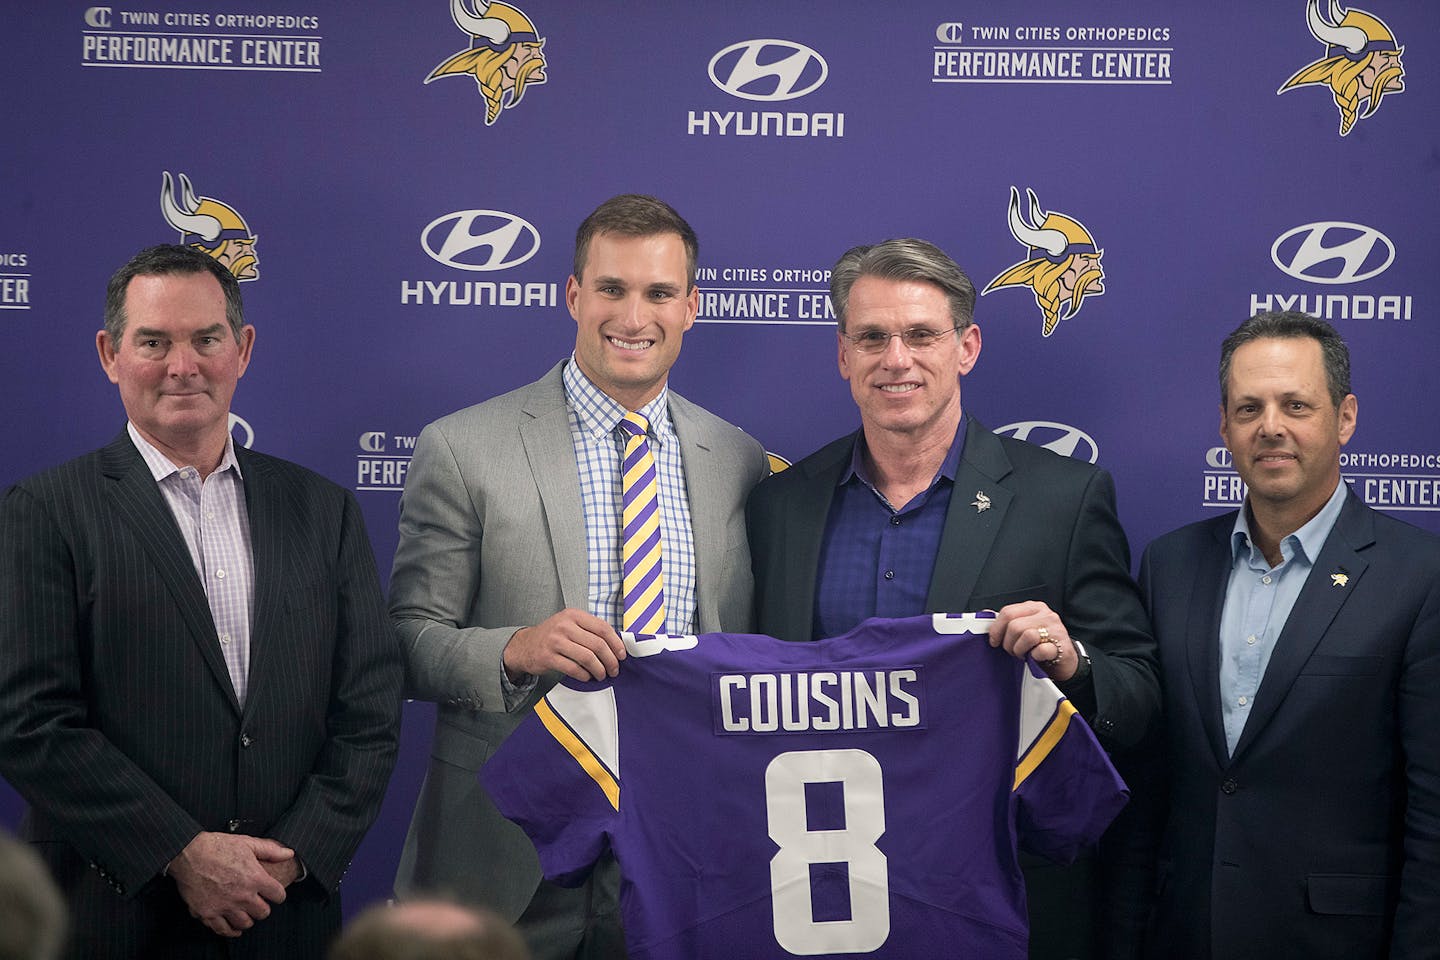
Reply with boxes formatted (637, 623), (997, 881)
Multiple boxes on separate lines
(838, 324), (963, 354)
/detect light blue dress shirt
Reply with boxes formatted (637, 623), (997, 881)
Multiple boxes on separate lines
(1218, 478), (1349, 753)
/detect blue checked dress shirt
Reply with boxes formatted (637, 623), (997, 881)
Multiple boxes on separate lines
(564, 358), (697, 635)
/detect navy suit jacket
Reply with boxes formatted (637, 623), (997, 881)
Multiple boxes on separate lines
(1131, 490), (1440, 959)
(0, 432), (402, 959)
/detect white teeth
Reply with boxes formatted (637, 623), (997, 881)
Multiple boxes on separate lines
(879, 384), (918, 393)
(608, 337), (652, 352)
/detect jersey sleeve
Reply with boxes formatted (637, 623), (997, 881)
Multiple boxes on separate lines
(1012, 663), (1130, 864)
(480, 682), (624, 887)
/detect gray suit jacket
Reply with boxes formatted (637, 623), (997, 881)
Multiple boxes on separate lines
(390, 360), (767, 916)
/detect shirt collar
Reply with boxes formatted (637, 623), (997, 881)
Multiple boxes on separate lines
(562, 355), (674, 443)
(1230, 476), (1348, 566)
(842, 412), (967, 489)
(128, 421), (243, 482)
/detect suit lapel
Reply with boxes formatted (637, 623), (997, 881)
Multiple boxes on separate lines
(1189, 518), (1233, 767)
(102, 433), (240, 713)
(776, 436), (850, 642)
(1231, 492), (1373, 761)
(927, 418), (1014, 612)
(239, 449), (284, 719)
(669, 396), (720, 630)
(519, 368), (588, 612)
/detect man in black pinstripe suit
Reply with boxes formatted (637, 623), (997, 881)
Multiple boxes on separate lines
(0, 245), (402, 958)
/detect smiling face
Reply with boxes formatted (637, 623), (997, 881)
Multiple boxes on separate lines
(567, 231), (697, 410)
(837, 275), (980, 446)
(1220, 335), (1356, 527)
(96, 270), (254, 468)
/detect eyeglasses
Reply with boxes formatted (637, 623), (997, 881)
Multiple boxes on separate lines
(840, 326), (960, 354)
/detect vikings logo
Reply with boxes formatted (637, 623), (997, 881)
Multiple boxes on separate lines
(427, 0), (547, 126)
(982, 187), (1104, 337)
(159, 172), (260, 282)
(1279, 0), (1405, 136)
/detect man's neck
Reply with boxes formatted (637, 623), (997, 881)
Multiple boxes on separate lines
(861, 410), (962, 510)
(1244, 482), (1338, 567)
(134, 425), (228, 479)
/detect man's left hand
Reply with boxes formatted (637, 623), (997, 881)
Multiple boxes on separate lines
(260, 857), (301, 887)
(988, 600), (1078, 682)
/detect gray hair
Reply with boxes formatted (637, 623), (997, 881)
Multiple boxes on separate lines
(829, 238), (976, 332)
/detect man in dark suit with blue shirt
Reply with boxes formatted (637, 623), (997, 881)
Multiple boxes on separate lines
(1124, 311), (1440, 958)
(0, 245), (402, 958)
(746, 238), (1159, 958)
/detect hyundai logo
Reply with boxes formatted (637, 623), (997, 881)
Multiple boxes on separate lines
(936, 22), (965, 44)
(421, 210), (541, 272)
(1206, 447), (1233, 469)
(994, 421), (1100, 464)
(1271, 222), (1395, 285)
(708, 40), (828, 102)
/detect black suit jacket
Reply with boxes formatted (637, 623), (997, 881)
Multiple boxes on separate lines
(1127, 491), (1440, 959)
(747, 417), (1159, 959)
(0, 432), (402, 959)
(748, 417), (1157, 746)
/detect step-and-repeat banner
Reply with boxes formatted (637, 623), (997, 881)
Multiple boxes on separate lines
(3, 0), (1436, 914)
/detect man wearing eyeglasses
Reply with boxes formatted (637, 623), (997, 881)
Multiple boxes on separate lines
(746, 238), (1157, 959)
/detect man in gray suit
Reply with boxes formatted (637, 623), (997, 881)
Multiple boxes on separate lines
(390, 195), (768, 959)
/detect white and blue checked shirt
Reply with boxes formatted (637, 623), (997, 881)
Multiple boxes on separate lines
(563, 358), (697, 634)
(129, 422), (254, 705)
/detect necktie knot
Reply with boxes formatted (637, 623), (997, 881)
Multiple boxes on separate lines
(619, 412), (650, 440)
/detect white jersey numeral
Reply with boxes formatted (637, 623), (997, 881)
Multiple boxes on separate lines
(764, 749), (889, 954)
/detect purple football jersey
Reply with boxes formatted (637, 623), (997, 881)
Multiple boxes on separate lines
(481, 613), (1127, 959)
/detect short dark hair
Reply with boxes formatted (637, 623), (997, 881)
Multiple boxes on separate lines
(104, 244), (245, 345)
(1219, 311), (1352, 407)
(573, 194), (699, 290)
(829, 239), (976, 332)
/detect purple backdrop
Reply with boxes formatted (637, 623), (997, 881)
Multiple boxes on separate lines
(3, 0), (1436, 916)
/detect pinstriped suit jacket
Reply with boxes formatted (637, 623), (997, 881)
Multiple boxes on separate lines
(0, 431), (402, 958)
(389, 360), (768, 918)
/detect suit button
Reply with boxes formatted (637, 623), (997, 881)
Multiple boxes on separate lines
(228, 819), (241, 832)
(1221, 778), (1238, 795)
(240, 733), (253, 748)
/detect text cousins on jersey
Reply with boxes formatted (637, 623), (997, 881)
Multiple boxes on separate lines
(713, 669), (924, 734)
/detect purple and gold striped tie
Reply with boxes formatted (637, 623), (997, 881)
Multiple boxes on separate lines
(618, 412), (666, 634)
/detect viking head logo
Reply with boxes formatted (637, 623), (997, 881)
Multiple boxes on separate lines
(426, 0), (547, 125)
(1279, 0), (1405, 136)
(981, 187), (1105, 337)
(159, 172), (259, 282)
